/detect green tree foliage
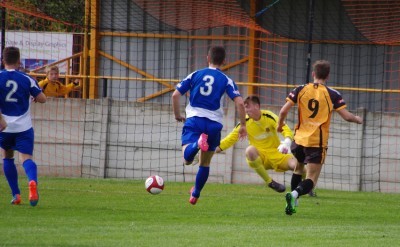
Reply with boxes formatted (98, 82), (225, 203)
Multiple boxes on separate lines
(5, 0), (84, 32)
(30, 0), (84, 26)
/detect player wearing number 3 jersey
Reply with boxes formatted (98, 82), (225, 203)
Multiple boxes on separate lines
(172, 46), (247, 205)
(277, 60), (363, 215)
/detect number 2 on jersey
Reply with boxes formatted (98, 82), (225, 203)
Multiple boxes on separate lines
(5, 80), (18, 102)
(200, 75), (214, 96)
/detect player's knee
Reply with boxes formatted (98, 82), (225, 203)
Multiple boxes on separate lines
(245, 146), (258, 160)
(287, 157), (297, 171)
(3, 149), (14, 159)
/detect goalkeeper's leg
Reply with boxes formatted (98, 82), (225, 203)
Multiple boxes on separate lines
(246, 146), (285, 192)
(246, 146), (272, 184)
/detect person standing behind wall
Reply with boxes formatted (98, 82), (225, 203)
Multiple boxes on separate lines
(38, 65), (80, 97)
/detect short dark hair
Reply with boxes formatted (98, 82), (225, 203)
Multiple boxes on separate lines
(313, 60), (330, 80)
(244, 95), (261, 106)
(2, 46), (20, 65)
(208, 46), (226, 66)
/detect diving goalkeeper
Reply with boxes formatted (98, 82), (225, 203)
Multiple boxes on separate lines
(217, 95), (301, 193)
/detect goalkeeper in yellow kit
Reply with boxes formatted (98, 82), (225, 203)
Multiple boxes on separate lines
(216, 95), (300, 193)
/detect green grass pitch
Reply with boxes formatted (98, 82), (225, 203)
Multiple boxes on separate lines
(0, 177), (399, 246)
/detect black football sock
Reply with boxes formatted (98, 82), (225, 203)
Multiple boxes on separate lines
(291, 174), (302, 191)
(295, 179), (314, 196)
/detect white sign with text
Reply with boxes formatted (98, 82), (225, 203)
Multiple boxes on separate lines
(1, 31), (73, 72)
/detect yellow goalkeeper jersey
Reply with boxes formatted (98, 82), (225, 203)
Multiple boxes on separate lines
(219, 110), (293, 151)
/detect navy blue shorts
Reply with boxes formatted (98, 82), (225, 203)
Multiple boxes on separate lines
(182, 117), (223, 151)
(0, 128), (35, 155)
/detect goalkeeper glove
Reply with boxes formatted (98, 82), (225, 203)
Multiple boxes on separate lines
(277, 137), (292, 154)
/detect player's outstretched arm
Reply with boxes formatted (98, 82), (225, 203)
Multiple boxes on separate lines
(337, 108), (363, 124)
(219, 126), (240, 151)
(172, 90), (185, 122)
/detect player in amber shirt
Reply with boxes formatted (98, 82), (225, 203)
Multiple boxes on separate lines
(278, 60), (363, 215)
(38, 65), (80, 97)
(216, 95), (301, 193)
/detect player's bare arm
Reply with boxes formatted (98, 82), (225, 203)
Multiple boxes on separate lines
(172, 90), (185, 122)
(337, 108), (363, 124)
(35, 92), (47, 103)
(278, 101), (293, 132)
(0, 115), (7, 132)
(234, 96), (247, 140)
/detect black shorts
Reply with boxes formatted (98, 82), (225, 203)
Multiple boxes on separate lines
(291, 142), (327, 164)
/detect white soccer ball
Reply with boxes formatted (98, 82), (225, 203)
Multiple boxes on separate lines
(145, 175), (164, 195)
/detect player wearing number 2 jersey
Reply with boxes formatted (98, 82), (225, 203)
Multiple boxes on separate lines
(172, 46), (247, 205)
(277, 60), (362, 215)
(0, 47), (46, 206)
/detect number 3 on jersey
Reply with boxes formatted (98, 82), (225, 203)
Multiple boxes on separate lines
(200, 75), (214, 96)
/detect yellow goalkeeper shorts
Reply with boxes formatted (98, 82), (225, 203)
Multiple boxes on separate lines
(258, 148), (294, 172)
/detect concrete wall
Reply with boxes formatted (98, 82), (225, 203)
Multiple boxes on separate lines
(23, 98), (400, 193)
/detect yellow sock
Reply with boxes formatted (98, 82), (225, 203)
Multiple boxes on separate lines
(247, 156), (272, 184)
